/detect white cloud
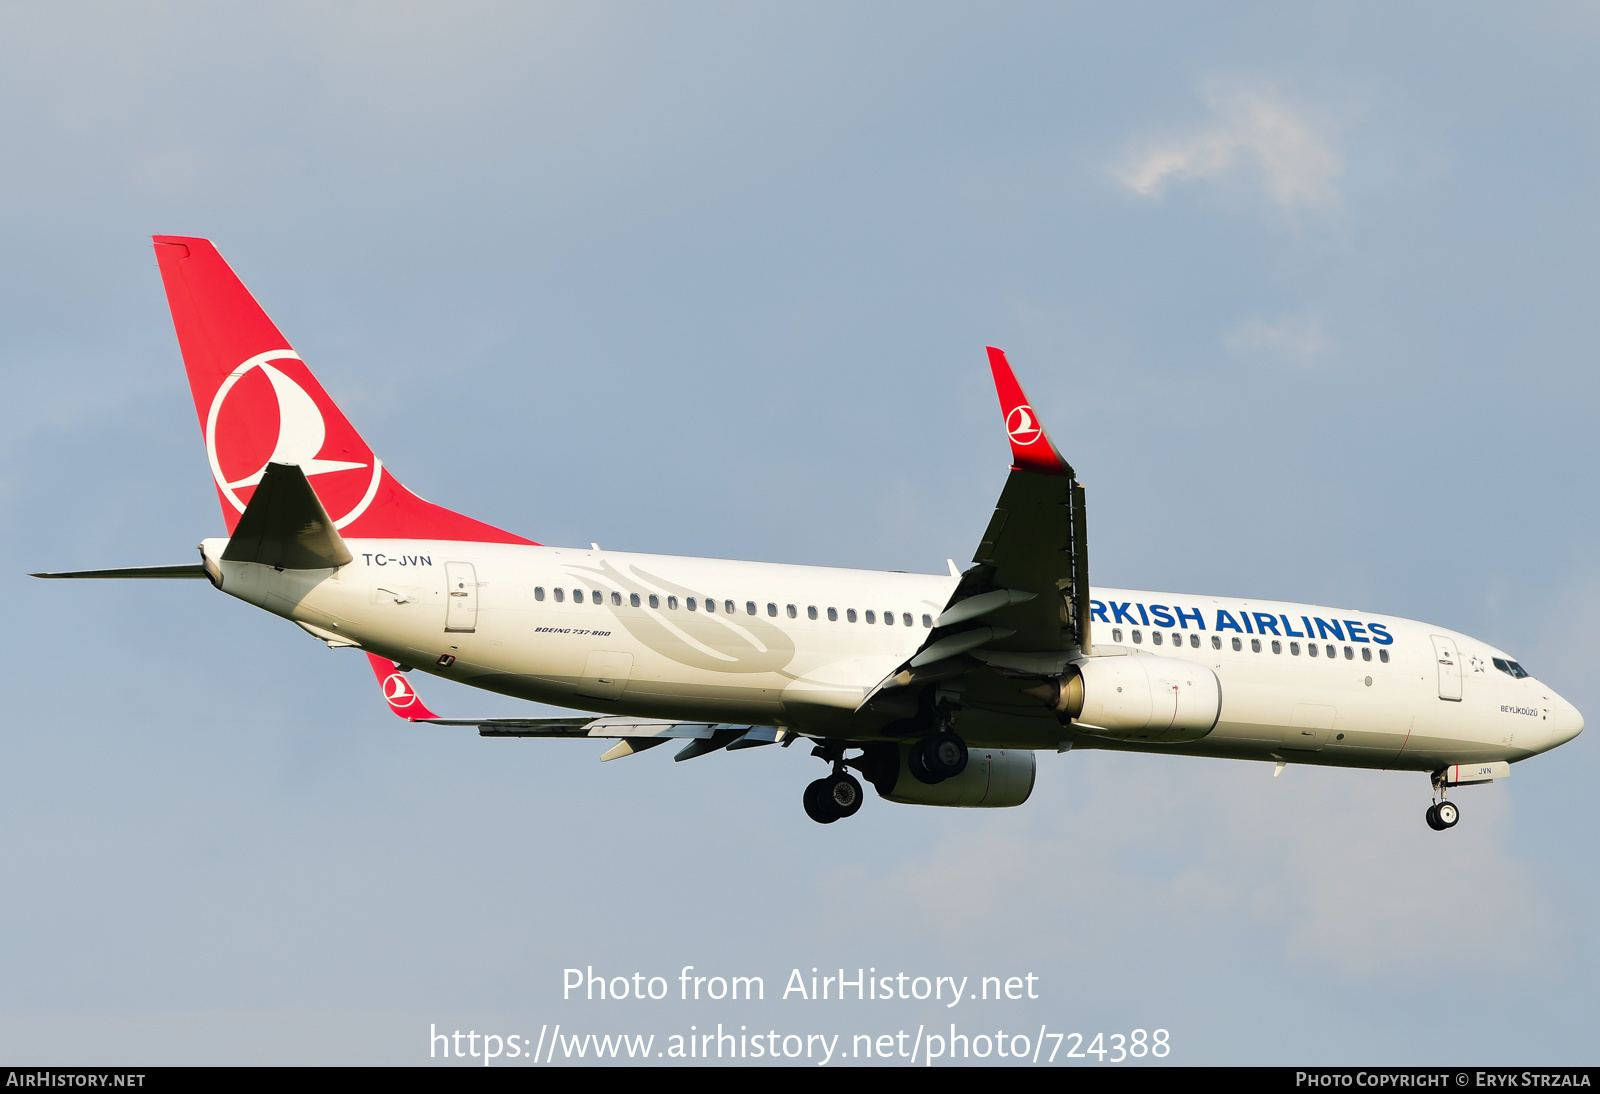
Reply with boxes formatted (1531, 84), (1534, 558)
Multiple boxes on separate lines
(1226, 315), (1330, 361)
(1112, 83), (1342, 209)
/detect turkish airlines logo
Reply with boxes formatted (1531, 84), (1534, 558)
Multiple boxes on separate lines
(204, 350), (383, 528)
(1006, 404), (1044, 446)
(382, 671), (421, 710)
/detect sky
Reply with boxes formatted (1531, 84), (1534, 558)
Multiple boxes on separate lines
(1, 1), (1597, 1066)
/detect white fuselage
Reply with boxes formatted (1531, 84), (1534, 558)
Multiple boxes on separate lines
(204, 538), (1583, 772)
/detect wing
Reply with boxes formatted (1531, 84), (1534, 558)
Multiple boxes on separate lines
(362, 653), (785, 761)
(865, 348), (1090, 714)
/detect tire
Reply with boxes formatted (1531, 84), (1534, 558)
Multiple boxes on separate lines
(803, 778), (840, 824)
(1435, 800), (1459, 828)
(926, 732), (969, 779)
(1425, 804), (1443, 830)
(909, 739), (943, 785)
(828, 773), (864, 818)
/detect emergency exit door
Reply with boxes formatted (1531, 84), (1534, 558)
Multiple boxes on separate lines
(445, 562), (478, 632)
(1431, 634), (1462, 701)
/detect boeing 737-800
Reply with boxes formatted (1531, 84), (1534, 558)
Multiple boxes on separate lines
(33, 237), (1584, 827)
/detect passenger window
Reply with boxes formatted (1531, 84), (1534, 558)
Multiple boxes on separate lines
(1112, 628), (1123, 642)
(687, 597), (697, 611)
(1172, 633), (1181, 646)
(1210, 635), (1220, 649)
(1308, 642), (1318, 657)
(1290, 641), (1300, 655)
(554, 588), (565, 603)
(884, 611), (894, 626)
(808, 606), (818, 620)
(922, 614), (932, 627)
(611, 591), (621, 606)
(705, 598), (715, 613)
(847, 609), (858, 622)
(725, 600), (736, 614)
(1152, 631), (1163, 645)
(828, 607), (838, 621)
(668, 596), (679, 610)
(865, 610), (876, 624)
(1379, 649), (1390, 664)
(573, 589), (584, 603)
(1271, 640), (1282, 654)
(787, 604), (797, 619)
(1361, 647), (1371, 662)
(1251, 639), (1262, 653)
(1343, 646), (1353, 660)
(767, 603), (778, 617)
(1132, 629), (1142, 643)
(904, 613), (914, 627)
(746, 601), (757, 616)
(649, 594), (659, 609)
(630, 593), (641, 607)
(1190, 634), (1200, 648)
(1231, 637), (1242, 651)
(535, 586), (545, 601)
(1325, 644), (1335, 658)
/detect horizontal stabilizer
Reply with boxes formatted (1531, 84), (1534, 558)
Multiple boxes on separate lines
(31, 563), (207, 579)
(221, 462), (353, 569)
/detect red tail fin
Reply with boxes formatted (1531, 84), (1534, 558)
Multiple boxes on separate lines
(366, 653), (439, 720)
(153, 236), (533, 544)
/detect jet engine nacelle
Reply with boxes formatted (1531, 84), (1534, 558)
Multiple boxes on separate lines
(878, 745), (1036, 808)
(1036, 653), (1221, 743)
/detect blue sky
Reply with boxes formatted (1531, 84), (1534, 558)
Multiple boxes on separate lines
(1, 2), (1596, 1064)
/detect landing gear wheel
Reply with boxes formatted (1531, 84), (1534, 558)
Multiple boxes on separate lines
(1425, 804), (1443, 830)
(926, 732), (968, 779)
(803, 779), (840, 824)
(1435, 800), (1459, 828)
(826, 773), (863, 818)
(909, 739), (943, 785)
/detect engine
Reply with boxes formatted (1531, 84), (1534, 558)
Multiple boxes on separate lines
(877, 745), (1036, 808)
(1032, 653), (1221, 743)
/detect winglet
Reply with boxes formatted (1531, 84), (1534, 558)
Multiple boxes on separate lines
(366, 652), (439, 720)
(986, 347), (1073, 477)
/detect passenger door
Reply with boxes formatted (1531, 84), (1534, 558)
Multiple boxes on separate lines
(1431, 635), (1462, 701)
(444, 562), (478, 633)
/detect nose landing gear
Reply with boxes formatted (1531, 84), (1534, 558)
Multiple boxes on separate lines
(1425, 770), (1460, 830)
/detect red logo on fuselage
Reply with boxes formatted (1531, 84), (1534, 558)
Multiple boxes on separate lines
(1006, 405), (1043, 446)
(204, 350), (383, 528)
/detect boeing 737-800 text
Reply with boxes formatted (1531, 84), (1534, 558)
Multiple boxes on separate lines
(33, 237), (1583, 828)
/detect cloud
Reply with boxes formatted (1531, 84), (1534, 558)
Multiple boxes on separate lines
(1225, 315), (1330, 362)
(1112, 83), (1342, 209)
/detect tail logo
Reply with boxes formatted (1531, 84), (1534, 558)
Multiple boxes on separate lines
(382, 671), (422, 710)
(1006, 405), (1043, 446)
(204, 350), (384, 528)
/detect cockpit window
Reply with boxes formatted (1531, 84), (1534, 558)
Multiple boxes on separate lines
(1493, 657), (1531, 679)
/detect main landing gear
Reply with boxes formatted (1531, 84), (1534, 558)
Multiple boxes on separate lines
(801, 740), (901, 824)
(800, 733), (972, 823)
(1425, 770), (1460, 831)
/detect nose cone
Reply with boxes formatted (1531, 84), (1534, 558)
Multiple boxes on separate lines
(1545, 693), (1584, 750)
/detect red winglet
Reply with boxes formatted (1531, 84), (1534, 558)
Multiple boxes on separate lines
(986, 347), (1072, 477)
(366, 652), (439, 720)
(152, 235), (536, 545)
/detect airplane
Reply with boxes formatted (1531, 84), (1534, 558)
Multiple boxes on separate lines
(32, 236), (1583, 828)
